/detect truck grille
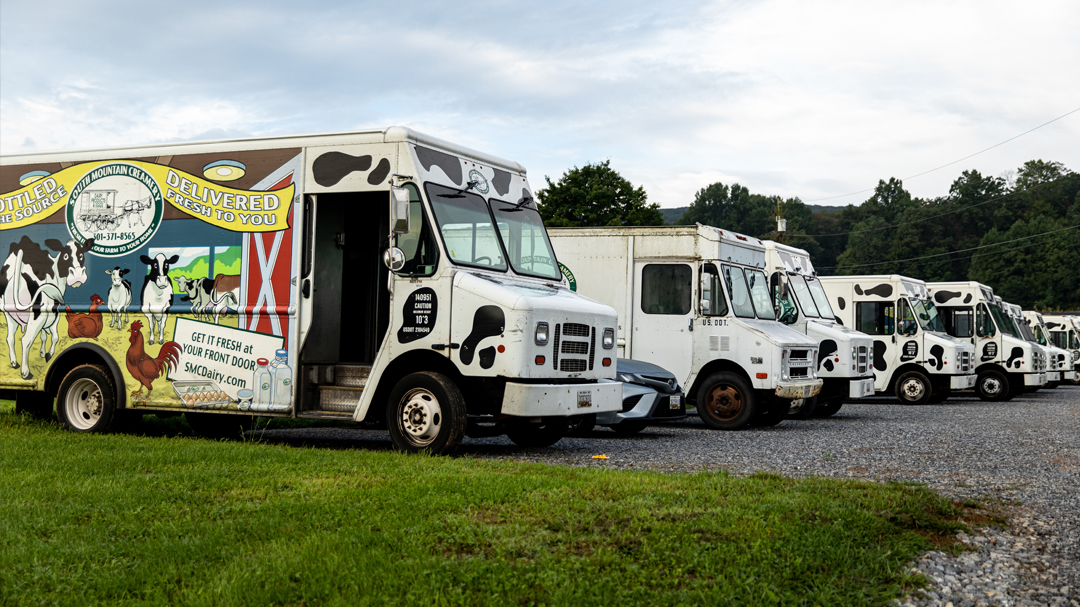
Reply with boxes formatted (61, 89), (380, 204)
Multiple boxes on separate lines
(790, 350), (809, 360)
(561, 341), (589, 355)
(563, 323), (590, 337)
(857, 346), (868, 374)
(551, 323), (597, 374)
(959, 351), (972, 373)
(560, 359), (587, 373)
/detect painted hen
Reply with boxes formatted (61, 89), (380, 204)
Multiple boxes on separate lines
(126, 319), (181, 398)
(65, 294), (106, 339)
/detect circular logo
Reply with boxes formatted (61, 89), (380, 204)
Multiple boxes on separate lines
(67, 163), (164, 257)
(559, 262), (577, 292)
(468, 169), (490, 194)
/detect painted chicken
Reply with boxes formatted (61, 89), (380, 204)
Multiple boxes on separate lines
(126, 319), (181, 398)
(65, 294), (106, 340)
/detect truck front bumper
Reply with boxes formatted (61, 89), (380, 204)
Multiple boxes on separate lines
(951, 374), (977, 390)
(775, 379), (823, 400)
(501, 381), (622, 417)
(1047, 371), (1061, 382)
(1063, 370), (1077, 381)
(1023, 373), (1046, 387)
(849, 377), (875, 398)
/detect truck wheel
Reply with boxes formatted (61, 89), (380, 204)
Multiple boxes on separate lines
(566, 414), (597, 437)
(928, 389), (950, 404)
(976, 370), (1010, 402)
(609, 420), (649, 436)
(15, 391), (54, 421)
(895, 371), (932, 405)
(56, 364), (121, 433)
(505, 418), (568, 448)
(186, 412), (254, 439)
(387, 372), (467, 454)
(786, 396), (818, 420)
(696, 372), (756, 430)
(815, 398), (844, 418)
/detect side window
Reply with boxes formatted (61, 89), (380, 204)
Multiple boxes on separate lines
(943, 307), (973, 338)
(855, 301), (895, 335)
(976, 303), (996, 338)
(395, 184), (439, 276)
(770, 273), (798, 325)
(701, 264), (728, 316)
(641, 264), (692, 315)
(722, 264), (756, 319)
(897, 299), (918, 336)
(1070, 330), (1079, 350)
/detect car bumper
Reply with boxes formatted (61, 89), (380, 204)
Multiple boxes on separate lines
(1063, 370), (1076, 381)
(596, 384), (686, 425)
(501, 381), (622, 417)
(951, 374), (977, 390)
(775, 379), (823, 399)
(1023, 373), (1046, 387)
(849, 377), (875, 398)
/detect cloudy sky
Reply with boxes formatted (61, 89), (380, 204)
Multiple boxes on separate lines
(2, 0), (1078, 208)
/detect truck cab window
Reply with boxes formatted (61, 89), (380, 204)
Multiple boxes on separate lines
(942, 307), (974, 338)
(722, 264), (756, 319)
(898, 299), (918, 336)
(395, 183), (439, 276)
(770, 273), (799, 324)
(641, 264), (692, 315)
(855, 301), (895, 335)
(1071, 330), (1079, 350)
(490, 197), (562, 280)
(701, 263), (728, 316)
(426, 183), (507, 271)
(976, 304), (996, 337)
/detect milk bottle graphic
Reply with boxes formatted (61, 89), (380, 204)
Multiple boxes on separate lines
(252, 358), (273, 411)
(269, 349), (292, 409)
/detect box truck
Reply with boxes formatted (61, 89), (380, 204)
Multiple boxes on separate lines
(925, 282), (1046, 400)
(763, 241), (875, 418)
(1042, 314), (1080, 385)
(549, 225), (822, 430)
(1021, 310), (1075, 388)
(819, 275), (976, 404)
(1002, 302), (1049, 392)
(1, 127), (622, 453)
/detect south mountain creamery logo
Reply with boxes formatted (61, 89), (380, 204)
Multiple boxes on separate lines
(468, 169), (490, 194)
(1, 160), (296, 242)
(67, 163), (164, 256)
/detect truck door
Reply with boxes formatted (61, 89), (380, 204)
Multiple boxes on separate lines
(631, 261), (695, 385)
(854, 298), (897, 391)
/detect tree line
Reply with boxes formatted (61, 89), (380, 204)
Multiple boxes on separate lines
(537, 160), (1080, 311)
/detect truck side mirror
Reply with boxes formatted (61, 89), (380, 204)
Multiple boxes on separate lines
(390, 186), (411, 235)
(383, 247), (406, 272)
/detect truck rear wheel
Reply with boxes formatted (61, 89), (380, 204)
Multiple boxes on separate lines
(895, 371), (932, 405)
(505, 418), (568, 448)
(786, 396), (818, 420)
(387, 372), (467, 454)
(976, 370), (1010, 402)
(814, 398), (844, 417)
(696, 372), (756, 430)
(566, 414), (597, 437)
(56, 364), (121, 433)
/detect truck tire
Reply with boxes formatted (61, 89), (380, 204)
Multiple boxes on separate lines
(895, 371), (932, 405)
(609, 420), (649, 436)
(752, 400), (789, 427)
(786, 396), (818, 420)
(56, 364), (122, 433)
(186, 412), (254, 439)
(505, 418), (568, 448)
(566, 414), (597, 437)
(814, 398), (844, 418)
(975, 370), (1010, 402)
(387, 372), (467, 454)
(15, 391), (54, 421)
(696, 372), (757, 430)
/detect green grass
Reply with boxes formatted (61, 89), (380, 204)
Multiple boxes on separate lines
(0, 401), (975, 606)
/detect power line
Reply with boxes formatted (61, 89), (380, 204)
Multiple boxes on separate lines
(815, 224), (1080, 271)
(805, 105), (1080, 203)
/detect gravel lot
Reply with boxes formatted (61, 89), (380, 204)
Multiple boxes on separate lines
(257, 386), (1080, 607)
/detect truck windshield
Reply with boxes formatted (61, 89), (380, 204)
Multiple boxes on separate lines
(1016, 317), (1037, 342)
(427, 183), (507, 271)
(806, 277), (835, 318)
(746, 269), (777, 321)
(1049, 331), (1067, 349)
(490, 198), (561, 280)
(786, 275), (819, 318)
(723, 265), (776, 321)
(1072, 330), (1079, 349)
(1032, 323), (1047, 346)
(988, 304), (1020, 338)
(911, 298), (946, 332)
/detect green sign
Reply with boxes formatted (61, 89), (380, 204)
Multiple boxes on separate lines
(559, 262), (576, 292)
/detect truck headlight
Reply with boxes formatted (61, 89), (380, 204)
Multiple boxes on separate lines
(535, 322), (549, 345)
(603, 327), (615, 349)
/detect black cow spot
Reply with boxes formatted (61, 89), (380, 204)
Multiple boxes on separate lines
(857, 283), (893, 298)
(818, 339), (837, 370)
(900, 340), (918, 362)
(312, 152), (372, 187)
(981, 341), (997, 362)
(854, 285), (863, 295)
(367, 158), (391, 185)
(478, 346), (497, 369)
(928, 344), (945, 371)
(460, 306), (505, 365)
(963, 293), (972, 303)
(1046, 322), (1062, 329)
(415, 146), (462, 185)
(834, 315), (844, 326)
(837, 297), (846, 310)
(1006, 347), (1024, 369)
(492, 168), (511, 196)
(934, 290), (961, 304)
(873, 340), (889, 371)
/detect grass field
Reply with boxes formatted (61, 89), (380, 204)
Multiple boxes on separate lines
(0, 401), (982, 606)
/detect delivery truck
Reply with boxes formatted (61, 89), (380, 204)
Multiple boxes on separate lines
(1042, 314), (1080, 385)
(925, 282), (1046, 400)
(1, 127), (622, 453)
(819, 275), (976, 404)
(1021, 310), (1075, 388)
(763, 241), (875, 418)
(549, 225), (823, 430)
(1002, 302), (1049, 392)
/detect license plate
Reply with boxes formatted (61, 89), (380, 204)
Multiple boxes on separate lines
(803, 386), (811, 398)
(669, 394), (682, 409)
(577, 391), (592, 408)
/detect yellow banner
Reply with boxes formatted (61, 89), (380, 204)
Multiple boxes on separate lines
(0, 160), (294, 232)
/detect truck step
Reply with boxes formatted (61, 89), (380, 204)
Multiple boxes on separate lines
(296, 410), (355, 421)
(318, 385), (364, 412)
(334, 365), (371, 388)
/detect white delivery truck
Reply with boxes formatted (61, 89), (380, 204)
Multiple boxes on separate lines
(1021, 310), (1075, 388)
(1043, 314), (1080, 385)
(763, 241), (875, 418)
(0, 127), (622, 453)
(925, 282), (1046, 400)
(549, 225), (823, 430)
(819, 276), (976, 404)
(1003, 302), (1049, 392)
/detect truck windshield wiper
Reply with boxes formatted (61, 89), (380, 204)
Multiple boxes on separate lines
(437, 180), (480, 199)
(499, 194), (534, 212)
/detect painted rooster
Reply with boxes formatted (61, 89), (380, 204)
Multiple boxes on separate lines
(126, 319), (181, 398)
(65, 294), (106, 339)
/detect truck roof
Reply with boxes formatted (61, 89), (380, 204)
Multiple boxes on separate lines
(763, 240), (816, 277)
(0, 126), (527, 175)
(548, 224), (768, 268)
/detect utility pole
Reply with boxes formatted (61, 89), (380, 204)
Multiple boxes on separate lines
(775, 196), (787, 244)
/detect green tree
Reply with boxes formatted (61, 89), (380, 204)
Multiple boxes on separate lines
(536, 161), (663, 227)
(834, 216), (894, 275)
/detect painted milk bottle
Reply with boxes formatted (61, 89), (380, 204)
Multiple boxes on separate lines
(252, 358), (273, 411)
(269, 349), (292, 409)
